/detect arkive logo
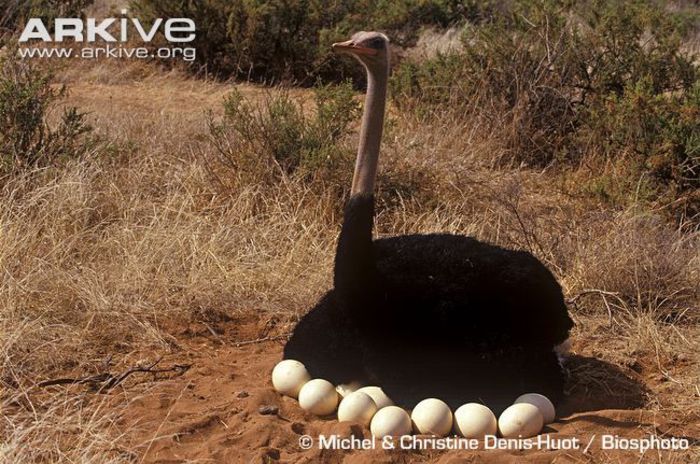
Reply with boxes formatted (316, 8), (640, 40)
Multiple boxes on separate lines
(17, 9), (196, 62)
(19, 10), (194, 43)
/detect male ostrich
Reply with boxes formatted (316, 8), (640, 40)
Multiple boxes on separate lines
(284, 31), (573, 412)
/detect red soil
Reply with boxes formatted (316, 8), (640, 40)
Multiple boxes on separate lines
(116, 316), (698, 463)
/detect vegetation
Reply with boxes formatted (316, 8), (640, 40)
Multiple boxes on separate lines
(0, 53), (93, 175)
(1, 0), (95, 174)
(391, 0), (700, 219)
(1, 0), (94, 44)
(126, 0), (699, 218)
(129, 0), (481, 82)
(209, 81), (358, 187)
(206, 81), (435, 206)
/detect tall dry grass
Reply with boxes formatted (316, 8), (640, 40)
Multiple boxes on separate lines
(0, 389), (131, 463)
(1, 65), (698, 461)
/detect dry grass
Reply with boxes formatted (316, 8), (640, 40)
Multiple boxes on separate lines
(1, 61), (698, 462)
(0, 388), (131, 463)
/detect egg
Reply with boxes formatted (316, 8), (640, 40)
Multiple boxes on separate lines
(356, 386), (394, 409)
(411, 398), (453, 437)
(514, 393), (556, 424)
(498, 403), (543, 438)
(271, 359), (310, 398)
(298, 379), (339, 416)
(370, 406), (412, 438)
(336, 381), (363, 398)
(453, 403), (497, 438)
(337, 391), (377, 426)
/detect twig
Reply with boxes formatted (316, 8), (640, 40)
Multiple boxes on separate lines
(37, 373), (111, 388)
(37, 357), (191, 392)
(234, 333), (291, 347)
(201, 322), (220, 337)
(568, 289), (629, 308)
(567, 288), (631, 325)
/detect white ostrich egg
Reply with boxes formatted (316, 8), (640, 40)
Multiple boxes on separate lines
(498, 403), (544, 438)
(298, 379), (339, 416)
(356, 386), (394, 409)
(370, 406), (412, 438)
(411, 398), (453, 437)
(454, 403), (498, 438)
(514, 393), (556, 424)
(336, 381), (363, 398)
(271, 359), (310, 398)
(337, 391), (378, 426)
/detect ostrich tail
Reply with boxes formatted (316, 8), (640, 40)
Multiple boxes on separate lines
(334, 193), (377, 299)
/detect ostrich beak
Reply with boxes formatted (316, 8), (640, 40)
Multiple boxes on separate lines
(332, 40), (378, 56)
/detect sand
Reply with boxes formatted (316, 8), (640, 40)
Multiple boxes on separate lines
(113, 316), (698, 463)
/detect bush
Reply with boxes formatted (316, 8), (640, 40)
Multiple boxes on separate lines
(391, 0), (699, 219)
(0, 52), (92, 174)
(208, 81), (359, 190)
(1, 0), (94, 45)
(129, 0), (482, 82)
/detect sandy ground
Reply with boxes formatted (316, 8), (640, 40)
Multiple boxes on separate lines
(102, 315), (698, 464)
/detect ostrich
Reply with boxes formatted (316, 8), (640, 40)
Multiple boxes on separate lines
(283, 31), (573, 412)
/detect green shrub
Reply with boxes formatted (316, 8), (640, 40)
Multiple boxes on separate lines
(1, 0), (94, 45)
(585, 78), (699, 204)
(391, 0), (699, 218)
(130, 0), (483, 82)
(0, 52), (92, 174)
(208, 81), (359, 188)
(206, 81), (438, 207)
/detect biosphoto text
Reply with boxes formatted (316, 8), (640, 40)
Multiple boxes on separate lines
(17, 10), (196, 61)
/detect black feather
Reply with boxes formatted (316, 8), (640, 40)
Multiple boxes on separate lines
(285, 193), (573, 410)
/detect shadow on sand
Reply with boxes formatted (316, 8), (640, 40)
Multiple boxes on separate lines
(558, 354), (649, 416)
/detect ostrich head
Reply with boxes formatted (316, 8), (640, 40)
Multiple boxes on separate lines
(332, 31), (390, 77)
(332, 31), (390, 197)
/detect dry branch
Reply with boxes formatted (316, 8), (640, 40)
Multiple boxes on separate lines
(234, 333), (291, 347)
(37, 357), (191, 392)
(567, 289), (633, 324)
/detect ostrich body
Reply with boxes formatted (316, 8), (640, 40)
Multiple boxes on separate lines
(284, 32), (573, 411)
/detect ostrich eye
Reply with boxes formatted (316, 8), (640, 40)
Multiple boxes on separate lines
(365, 36), (385, 49)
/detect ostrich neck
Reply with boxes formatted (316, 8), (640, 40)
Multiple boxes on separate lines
(351, 65), (388, 196)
